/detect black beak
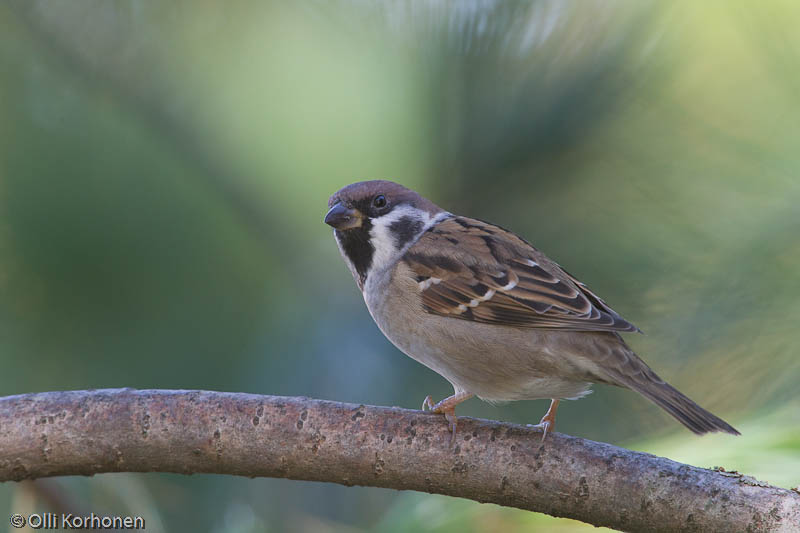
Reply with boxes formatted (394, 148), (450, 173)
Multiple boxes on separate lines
(324, 203), (363, 230)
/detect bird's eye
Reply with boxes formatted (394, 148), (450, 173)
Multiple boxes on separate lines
(373, 195), (387, 208)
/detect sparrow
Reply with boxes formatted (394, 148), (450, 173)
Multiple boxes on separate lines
(324, 180), (739, 443)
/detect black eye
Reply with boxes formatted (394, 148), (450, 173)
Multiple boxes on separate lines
(372, 195), (387, 208)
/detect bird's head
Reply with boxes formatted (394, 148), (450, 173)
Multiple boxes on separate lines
(325, 180), (447, 289)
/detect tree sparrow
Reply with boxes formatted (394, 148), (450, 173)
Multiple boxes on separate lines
(324, 180), (739, 442)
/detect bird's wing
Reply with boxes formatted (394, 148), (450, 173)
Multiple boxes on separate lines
(402, 216), (640, 333)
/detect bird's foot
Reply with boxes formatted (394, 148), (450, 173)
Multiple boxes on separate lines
(421, 395), (436, 411)
(527, 399), (560, 442)
(421, 392), (474, 446)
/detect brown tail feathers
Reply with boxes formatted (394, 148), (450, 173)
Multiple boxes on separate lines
(602, 336), (740, 435)
(628, 379), (740, 435)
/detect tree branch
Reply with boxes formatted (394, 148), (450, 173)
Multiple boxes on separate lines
(1, 390), (797, 532)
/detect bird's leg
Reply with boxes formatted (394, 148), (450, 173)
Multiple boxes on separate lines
(528, 399), (560, 442)
(421, 392), (474, 446)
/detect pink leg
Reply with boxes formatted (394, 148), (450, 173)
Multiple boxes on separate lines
(422, 392), (474, 446)
(528, 399), (560, 442)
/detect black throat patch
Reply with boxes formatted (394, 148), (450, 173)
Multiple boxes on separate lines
(335, 218), (374, 287)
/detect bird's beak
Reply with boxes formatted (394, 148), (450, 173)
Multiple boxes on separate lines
(324, 203), (363, 230)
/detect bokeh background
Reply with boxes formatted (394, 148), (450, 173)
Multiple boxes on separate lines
(1, 1), (799, 531)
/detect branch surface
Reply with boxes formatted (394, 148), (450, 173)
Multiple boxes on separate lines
(1, 389), (797, 532)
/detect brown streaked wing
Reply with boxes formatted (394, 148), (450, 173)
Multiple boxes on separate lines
(403, 216), (640, 333)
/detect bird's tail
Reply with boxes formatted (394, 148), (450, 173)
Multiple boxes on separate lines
(601, 337), (740, 436)
(628, 378), (740, 435)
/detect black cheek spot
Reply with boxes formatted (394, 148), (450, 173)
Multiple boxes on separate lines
(390, 216), (425, 248)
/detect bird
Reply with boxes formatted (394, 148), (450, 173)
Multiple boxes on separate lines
(324, 179), (739, 443)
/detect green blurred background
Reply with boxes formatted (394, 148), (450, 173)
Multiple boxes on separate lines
(1, 1), (799, 531)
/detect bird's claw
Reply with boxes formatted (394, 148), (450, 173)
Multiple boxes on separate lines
(422, 395), (435, 411)
(422, 397), (457, 446)
(443, 410), (458, 447)
(528, 399), (559, 442)
(420, 392), (474, 447)
(527, 420), (553, 442)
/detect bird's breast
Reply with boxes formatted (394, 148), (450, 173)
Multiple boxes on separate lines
(363, 263), (597, 401)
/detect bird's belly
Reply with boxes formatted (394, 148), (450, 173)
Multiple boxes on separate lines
(364, 275), (595, 402)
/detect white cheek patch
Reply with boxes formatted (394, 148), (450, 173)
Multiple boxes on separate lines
(368, 207), (450, 276)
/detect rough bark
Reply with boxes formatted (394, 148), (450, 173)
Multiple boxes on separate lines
(0, 389), (797, 532)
